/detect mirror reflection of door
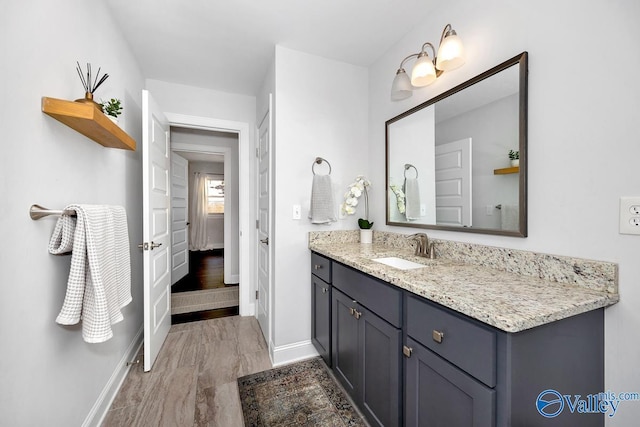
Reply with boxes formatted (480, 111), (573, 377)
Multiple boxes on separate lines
(435, 138), (472, 227)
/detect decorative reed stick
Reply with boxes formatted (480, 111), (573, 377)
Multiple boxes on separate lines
(76, 61), (109, 94)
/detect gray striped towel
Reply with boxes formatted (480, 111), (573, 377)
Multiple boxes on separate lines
(48, 205), (131, 343)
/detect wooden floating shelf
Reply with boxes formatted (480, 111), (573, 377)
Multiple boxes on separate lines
(493, 166), (519, 175)
(42, 97), (136, 151)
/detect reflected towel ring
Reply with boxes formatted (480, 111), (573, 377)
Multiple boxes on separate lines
(312, 157), (332, 175)
(404, 164), (418, 179)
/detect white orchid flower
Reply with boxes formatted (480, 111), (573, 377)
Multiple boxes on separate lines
(346, 197), (358, 207)
(350, 186), (362, 197)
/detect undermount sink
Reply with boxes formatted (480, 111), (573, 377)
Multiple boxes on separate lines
(372, 257), (426, 270)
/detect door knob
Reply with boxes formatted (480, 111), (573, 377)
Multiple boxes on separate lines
(260, 237), (269, 245)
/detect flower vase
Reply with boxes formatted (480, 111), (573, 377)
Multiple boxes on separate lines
(510, 159), (519, 167)
(360, 229), (373, 244)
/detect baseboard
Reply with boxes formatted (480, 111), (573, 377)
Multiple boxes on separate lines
(271, 339), (319, 367)
(82, 326), (144, 427)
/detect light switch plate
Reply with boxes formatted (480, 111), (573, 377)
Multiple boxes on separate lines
(292, 204), (301, 220)
(619, 197), (640, 235)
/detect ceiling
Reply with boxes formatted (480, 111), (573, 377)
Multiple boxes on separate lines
(105, 0), (441, 96)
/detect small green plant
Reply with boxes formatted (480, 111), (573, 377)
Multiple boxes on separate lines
(508, 149), (519, 160)
(358, 218), (374, 230)
(100, 98), (123, 118)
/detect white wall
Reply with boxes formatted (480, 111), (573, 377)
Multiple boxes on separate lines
(269, 46), (369, 361)
(369, 0), (640, 424)
(0, 1), (145, 425)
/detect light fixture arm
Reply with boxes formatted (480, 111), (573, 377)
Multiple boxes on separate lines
(397, 52), (419, 72)
(439, 24), (454, 46)
(419, 42), (437, 60)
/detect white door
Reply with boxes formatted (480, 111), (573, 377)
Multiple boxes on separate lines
(256, 97), (272, 344)
(170, 152), (189, 284)
(142, 90), (172, 372)
(435, 138), (472, 227)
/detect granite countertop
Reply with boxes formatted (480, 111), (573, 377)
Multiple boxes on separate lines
(309, 240), (619, 333)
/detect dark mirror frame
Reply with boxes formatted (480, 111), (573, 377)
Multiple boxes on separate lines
(385, 51), (528, 237)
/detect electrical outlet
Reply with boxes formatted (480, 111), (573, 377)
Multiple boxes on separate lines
(486, 205), (493, 216)
(620, 197), (640, 235)
(292, 204), (301, 220)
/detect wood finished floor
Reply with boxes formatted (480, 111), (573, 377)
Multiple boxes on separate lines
(102, 315), (271, 426)
(171, 249), (239, 324)
(172, 249), (231, 293)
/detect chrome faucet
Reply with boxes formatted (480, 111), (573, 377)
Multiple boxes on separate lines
(408, 233), (435, 259)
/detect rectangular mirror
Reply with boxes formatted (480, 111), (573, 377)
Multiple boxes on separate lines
(386, 52), (528, 237)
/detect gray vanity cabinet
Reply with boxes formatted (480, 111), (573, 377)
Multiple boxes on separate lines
(311, 253), (332, 366)
(311, 251), (605, 427)
(405, 295), (496, 426)
(332, 263), (403, 427)
(405, 293), (604, 427)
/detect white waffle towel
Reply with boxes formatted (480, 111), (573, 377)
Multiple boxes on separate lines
(48, 205), (131, 343)
(501, 204), (519, 231)
(308, 174), (336, 224)
(404, 178), (421, 220)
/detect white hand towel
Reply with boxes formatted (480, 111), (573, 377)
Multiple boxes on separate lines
(308, 174), (337, 224)
(501, 204), (519, 231)
(48, 205), (131, 343)
(404, 178), (421, 220)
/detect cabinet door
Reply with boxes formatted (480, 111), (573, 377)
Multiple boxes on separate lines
(311, 276), (331, 366)
(405, 337), (495, 427)
(332, 288), (360, 398)
(360, 306), (402, 427)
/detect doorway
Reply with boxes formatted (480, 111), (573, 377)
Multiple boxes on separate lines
(170, 128), (240, 323)
(161, 111), (254, 321)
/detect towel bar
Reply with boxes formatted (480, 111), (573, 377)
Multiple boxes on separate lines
(312, 157), (332, 175)
(29, 204), (76, 220)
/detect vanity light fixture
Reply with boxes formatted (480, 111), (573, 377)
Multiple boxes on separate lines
(390, 24), (465, 101)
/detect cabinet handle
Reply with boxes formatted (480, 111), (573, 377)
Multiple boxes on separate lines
(349, 307), (355, 316)
(314, 264), (323, 270)
(403, 345), (413, 358)
(322, 287), (327, 293)
(432, 330), (445, 343)
(354, 310), (362, 319)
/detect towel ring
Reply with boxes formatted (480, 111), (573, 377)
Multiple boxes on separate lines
(404, 164), (418, 179)
(312, 157), (332, 175)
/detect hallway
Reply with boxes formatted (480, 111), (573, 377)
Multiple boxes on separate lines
(102, 316), (271, 426)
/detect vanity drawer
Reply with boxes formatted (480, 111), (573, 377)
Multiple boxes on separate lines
(311, 253), (332, 283)
(406, 294), (496, 388)
(333, 262), (402, 328)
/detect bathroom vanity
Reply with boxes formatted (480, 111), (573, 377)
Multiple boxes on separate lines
(309, 231), (618, 427)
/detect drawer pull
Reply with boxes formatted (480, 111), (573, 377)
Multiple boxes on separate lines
(314, 264), (323, 270)
(322, 287), (328, 293)
(432, 330), (445, 343)
(349, 307), (355, 316)
(354, 310), (362, 319)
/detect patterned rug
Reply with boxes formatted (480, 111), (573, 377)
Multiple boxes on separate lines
(237, 357), (368, 426)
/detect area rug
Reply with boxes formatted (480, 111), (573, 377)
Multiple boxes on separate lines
(238, 357), (368, 426)
(170, 287), (239, 315)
